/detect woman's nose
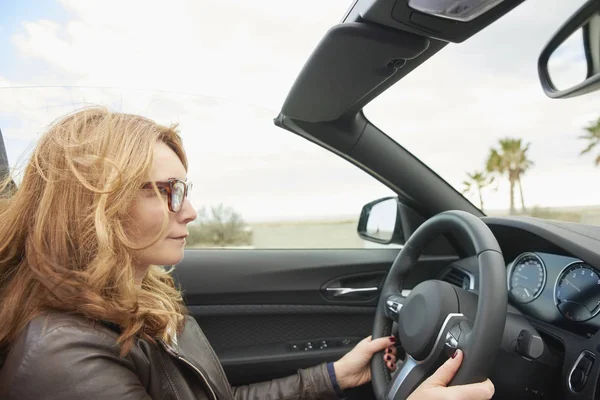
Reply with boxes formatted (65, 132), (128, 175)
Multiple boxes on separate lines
(179, 198), (197, 224)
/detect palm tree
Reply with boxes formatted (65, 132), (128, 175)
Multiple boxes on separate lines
(579, 117), (600, 166)
(486, 138), (533, 215)
(461, 171), (494, 212)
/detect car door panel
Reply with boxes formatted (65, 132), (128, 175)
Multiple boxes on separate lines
(173, 249), (457, 387)
(174, 249), (398, 306)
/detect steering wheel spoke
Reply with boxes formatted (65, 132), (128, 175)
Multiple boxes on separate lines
(387, 355), (428, 400)
(385, 294), (406, 320)
(389, 314), (468, 399)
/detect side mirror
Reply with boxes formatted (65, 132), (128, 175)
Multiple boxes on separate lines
(357, 197), (400, 245)
(357, 197), (427, 245)
(538, 0), (600, 98)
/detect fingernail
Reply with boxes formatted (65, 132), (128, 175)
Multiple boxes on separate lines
(452, 350), (458, 359)
(389, 336), (396, 343)
(385, 355), (390, 361)
(391, 362), (396, 369)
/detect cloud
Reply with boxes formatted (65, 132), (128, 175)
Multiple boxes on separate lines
(9, 0), (347, 109)
(1, 0), (599, 220)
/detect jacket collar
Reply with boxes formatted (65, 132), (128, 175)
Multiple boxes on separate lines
(98, 317), (233, 400)
(161, 317), (234, 400)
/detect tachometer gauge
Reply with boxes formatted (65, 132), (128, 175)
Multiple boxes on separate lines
(508, 253), (546, 304)
(555, 262), (600, 322)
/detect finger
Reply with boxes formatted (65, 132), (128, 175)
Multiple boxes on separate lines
(359, 335), (372, 344)
(423, 349), (463, 387)
(445, 379), (495, 400)
(383, 354), (396, 363)
(385, 346), (397, 356)
(386, 360), (397, 371)
(364, 336), (397, 354)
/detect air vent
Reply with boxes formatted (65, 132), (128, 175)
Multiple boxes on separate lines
(441, 267), (471, 290)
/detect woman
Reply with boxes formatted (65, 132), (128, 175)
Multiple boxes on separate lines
(0, 108), (494, 399)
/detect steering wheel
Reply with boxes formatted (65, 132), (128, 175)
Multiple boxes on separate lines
(371, 210), (507, 400)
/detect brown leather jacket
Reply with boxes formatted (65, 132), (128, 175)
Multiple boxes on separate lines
(0, 312), (341, 400)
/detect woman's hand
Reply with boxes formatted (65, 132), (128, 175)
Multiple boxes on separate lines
(407, 350), (495, 400)
(333, 336), (494, 400)
(333, 335), (398, 390)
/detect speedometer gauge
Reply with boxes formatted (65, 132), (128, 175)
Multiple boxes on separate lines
(508, 253), (546, 304)
(555, 262), (600, 322)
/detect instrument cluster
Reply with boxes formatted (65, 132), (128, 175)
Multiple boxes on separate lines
(508, 252), (600, 328)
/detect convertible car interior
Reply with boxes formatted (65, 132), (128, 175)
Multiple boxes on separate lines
(2, 0), (600, 399)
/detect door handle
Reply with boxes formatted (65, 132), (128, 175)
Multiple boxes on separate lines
(325, 287), (379, 297)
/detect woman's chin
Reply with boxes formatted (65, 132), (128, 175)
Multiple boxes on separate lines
(160, 250), (185, 266)
(138, 241), (186, 268)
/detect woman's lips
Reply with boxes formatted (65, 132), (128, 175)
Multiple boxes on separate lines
(169, 235), (188, 243)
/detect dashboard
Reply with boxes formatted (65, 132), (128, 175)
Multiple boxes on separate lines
(479, 216), (600, 337)
(442, 215), (600, 398)
(507, 251), (600, 338)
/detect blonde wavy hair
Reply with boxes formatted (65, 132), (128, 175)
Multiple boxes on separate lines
(0, 107), (188, 356)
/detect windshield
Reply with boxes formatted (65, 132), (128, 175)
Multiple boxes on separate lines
(365, 0), (600, 226)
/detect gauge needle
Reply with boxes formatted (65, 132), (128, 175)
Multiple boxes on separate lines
(564, 278), (581, 293)
(524, 288), (532, 297)
(516, 273), (529, 280)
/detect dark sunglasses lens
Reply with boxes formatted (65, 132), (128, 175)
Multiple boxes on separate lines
(171, 182), (185, 212)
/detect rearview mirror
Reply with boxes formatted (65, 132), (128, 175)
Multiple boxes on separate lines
(539, 0), (600, 98)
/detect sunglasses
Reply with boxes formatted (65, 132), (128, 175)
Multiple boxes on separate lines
(142, 179), (192, 212)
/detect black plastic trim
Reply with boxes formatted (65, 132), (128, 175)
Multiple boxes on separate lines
(342, 0), (525, 43)
(188, 304), (376, 316)
(280, 21), (429, 123)
(483, 217), (600, 270)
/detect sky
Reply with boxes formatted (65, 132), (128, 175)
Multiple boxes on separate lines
(0, 0), (599, 222)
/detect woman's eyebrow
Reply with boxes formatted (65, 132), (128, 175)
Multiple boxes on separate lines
(151, 176), (187, 182)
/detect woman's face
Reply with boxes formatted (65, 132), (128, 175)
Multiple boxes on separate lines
(128, 141), (197, 280)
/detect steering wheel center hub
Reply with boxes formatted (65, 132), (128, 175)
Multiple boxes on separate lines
(397, 280), (458, 361)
